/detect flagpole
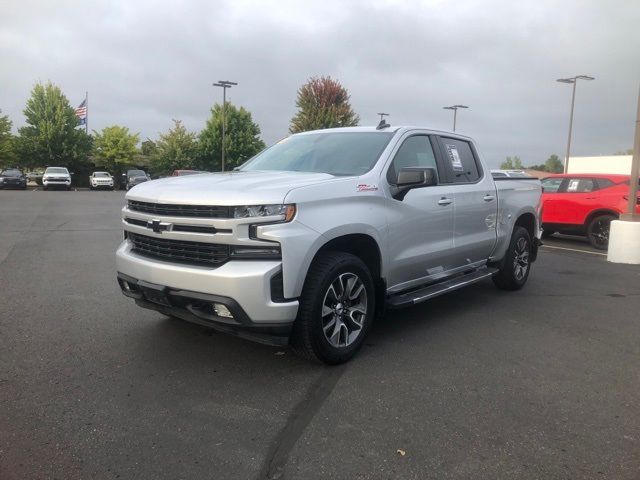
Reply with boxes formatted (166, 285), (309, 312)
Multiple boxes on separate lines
(85, 91), (88, 134)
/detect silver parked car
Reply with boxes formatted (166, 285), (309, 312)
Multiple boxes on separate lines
(117, 126), (542, 363)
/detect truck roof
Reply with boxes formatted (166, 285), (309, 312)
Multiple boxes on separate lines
(292, 126), (473, 141)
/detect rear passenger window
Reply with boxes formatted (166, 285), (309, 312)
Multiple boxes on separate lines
(388, 135), (439, 182)
(441, 138), (481, 183)
(566, 178), (596, 192)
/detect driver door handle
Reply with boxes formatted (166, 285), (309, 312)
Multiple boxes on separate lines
(438, 197), (453, 206)
(483, 194), (496, 202)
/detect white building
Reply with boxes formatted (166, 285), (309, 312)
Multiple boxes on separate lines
(567, 155), (632, 175)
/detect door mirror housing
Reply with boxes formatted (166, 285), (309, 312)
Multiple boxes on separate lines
(392, 167), (438, 200)
(397, 167), (437, 187)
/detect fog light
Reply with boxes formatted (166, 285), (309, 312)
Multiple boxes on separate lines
(213, 303), (233, 319)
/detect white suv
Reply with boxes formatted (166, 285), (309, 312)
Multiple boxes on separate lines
(89, 171), (114, 190)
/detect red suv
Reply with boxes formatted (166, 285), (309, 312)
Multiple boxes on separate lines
(541, 174), (640, 250)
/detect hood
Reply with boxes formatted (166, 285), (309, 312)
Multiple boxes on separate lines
(126, 170), (340, 205)
(44, 173), (70, 178)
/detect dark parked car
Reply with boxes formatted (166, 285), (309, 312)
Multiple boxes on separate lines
(121, 169), (150, 190)
(0, 169), (27, 190)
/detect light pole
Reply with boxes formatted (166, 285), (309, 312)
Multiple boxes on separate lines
(557, 75), (595, 173)
(443, 105), (468, 132)
(213, 80), (238, 172)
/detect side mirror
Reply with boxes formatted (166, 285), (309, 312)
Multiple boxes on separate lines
(392, 167), (437, 200)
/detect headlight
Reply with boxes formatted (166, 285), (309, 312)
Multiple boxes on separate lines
(233, 204), (296, 221)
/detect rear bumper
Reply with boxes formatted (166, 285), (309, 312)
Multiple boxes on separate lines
(116, 240), (299, 341)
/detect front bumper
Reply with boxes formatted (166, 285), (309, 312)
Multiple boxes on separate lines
(43, 179), (71, 187)
(116, 240), (299, 342)
(0, 180), (26, 188)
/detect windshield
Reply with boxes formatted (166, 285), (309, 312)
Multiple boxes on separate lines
(1, 170), (22, 177)
(45, 167), (68, 174)
(128, 170), (146, 177)
(94, 172), (110, 177)
(241, 132), (394, 176)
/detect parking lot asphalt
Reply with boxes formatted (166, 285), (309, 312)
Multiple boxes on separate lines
(1, 190), (639, 480)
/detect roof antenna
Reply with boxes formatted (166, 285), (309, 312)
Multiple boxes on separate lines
(376, 112), (390, 130)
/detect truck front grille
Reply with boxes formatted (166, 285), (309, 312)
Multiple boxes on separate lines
(129, 232), (229, 267)
(128, 200), (231, 218)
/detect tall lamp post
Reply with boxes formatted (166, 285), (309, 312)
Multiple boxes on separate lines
(556, 75), (595, 173)
(443, 105), (468, 132)
(213, 80), (238, 172)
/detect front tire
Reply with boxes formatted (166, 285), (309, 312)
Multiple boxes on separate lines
(587, 214), (616, 250)
(493, 226), (532, 291)
(290, 252), (375, 364)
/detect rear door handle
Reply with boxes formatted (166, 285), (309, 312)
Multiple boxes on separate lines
(483, 195), (496, 202)
(438, 197), (453, 206)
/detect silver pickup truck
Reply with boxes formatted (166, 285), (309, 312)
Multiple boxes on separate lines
(116, 126), (541, 363)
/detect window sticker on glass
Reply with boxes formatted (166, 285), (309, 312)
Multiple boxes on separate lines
(567, 179), (580, 192)
(446, 144), (464, 171)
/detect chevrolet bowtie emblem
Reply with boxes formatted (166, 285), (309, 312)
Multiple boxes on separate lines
(147, 219), (171, 233)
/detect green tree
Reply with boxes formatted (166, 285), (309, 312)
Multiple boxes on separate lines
(0, 109), (16, 169)
(152, 120), (198, 173)
(545, 154), (563, 173)
(15, 82), (92, 170)
(500, 156), (523, 169)
(613, 149), (633, 155)
(92, 125), (139, 172)
(527, 164), (548, 172)
(289, 76), (360, 133)
(141, 139), (157, 157)
(198, 103), (265, 171)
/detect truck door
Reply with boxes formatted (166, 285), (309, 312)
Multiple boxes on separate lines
(384, 134), (456, 291)
(435, 136), (497, 265)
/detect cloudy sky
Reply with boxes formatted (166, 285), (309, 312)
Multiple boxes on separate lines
(1, 0), (638, 167)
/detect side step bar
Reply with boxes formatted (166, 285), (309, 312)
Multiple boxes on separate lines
(387, 267), (498, 309)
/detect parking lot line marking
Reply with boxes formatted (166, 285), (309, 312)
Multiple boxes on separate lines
(541, 244), (606, 256)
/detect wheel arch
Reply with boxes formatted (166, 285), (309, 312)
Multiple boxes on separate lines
(311, 233), (383, 280)
(584, 209), (619, 228)
(514, 212), (537, 240)
(302, 233), (386, 316)
(512, 211), (539, 262)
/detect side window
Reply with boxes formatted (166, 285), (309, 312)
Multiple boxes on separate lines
(541, 178), (563, 193)
(440, 138), (480, 183)
(566, 178), (596, 193)
(388, 135), (438, 182)
(596, 178), (614, 190)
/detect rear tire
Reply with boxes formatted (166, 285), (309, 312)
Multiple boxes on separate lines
(587, 214), (616, 250)
(493, 226), (532, 291)
(290, 251), (375, 364)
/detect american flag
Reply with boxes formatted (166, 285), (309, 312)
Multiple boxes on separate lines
(75, 99), (87, 125)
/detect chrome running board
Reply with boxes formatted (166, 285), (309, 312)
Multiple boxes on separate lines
(387, 267), (498, 309)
